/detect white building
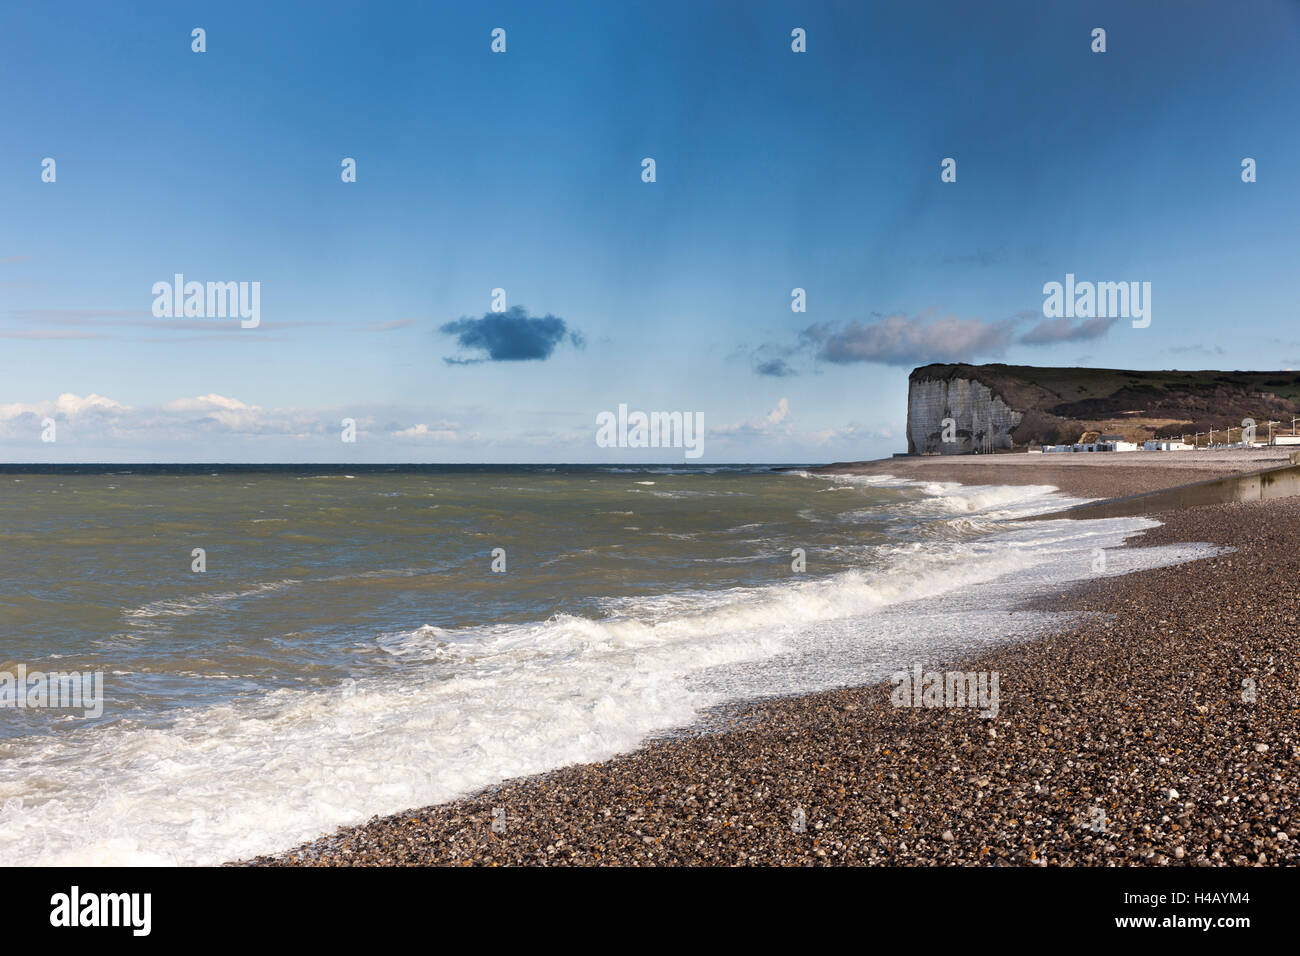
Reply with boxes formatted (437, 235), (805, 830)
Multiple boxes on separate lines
(1144, 440), (1192, 451)
(1043, 440), (1137, 453)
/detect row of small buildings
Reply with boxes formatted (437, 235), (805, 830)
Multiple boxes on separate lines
(1042, 434), (1300, 453)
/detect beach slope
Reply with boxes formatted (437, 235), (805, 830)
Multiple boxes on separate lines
(244, 472), (1299, 866)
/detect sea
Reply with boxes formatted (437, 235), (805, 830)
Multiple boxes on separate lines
(0, 464), (1217, 864)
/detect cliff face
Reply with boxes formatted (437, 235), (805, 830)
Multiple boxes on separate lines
(906, 363), (1300, 453)
(907, 375), (1022, 454)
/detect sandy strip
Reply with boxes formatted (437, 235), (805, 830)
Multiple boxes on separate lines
(240, 468), (1299, 866)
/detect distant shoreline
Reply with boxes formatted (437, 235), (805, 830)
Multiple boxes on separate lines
(0, 462), (805, 475)
(807, 447), (1291, 500)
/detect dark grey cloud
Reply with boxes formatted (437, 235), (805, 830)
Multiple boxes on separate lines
(439, 306), (584, 364)
(801, 314), (1015, 367)
(755, 358), (796, 377)
(1018, 316), (1116, 345)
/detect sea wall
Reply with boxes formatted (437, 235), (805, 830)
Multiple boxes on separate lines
(907, 376), (1023, 455)
(1027, 459), (1300, 521)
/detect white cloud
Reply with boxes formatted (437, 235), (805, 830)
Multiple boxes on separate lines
(155, 394), (269, 432)
(162, 393), (257, 413)
(0, 392), (128, 420)
(806, 423), (895, 445)
(391, 421), (480, 442)
(0, 391), (497, 452)
(712, 398), (794, 438)
(765, 397), (790, 426)
(0, 392), (322, 442)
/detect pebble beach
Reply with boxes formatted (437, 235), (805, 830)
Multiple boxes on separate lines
(243, 454), (1299, 866)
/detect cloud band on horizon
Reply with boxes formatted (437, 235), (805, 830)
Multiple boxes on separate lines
(754, 310), (1117, 373)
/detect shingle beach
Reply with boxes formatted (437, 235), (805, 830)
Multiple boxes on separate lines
(243, 452), (1299, 866)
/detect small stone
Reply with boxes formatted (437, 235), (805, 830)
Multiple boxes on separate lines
(941, 830), (955, 842)
(1255, 743), (1269, 753)
(1173, 846), (1185, 859)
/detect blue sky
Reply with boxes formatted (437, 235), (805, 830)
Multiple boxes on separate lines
(2, 0), (1298, 462)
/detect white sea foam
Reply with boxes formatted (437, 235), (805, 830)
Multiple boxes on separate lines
(0, 477), (1220, 866)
